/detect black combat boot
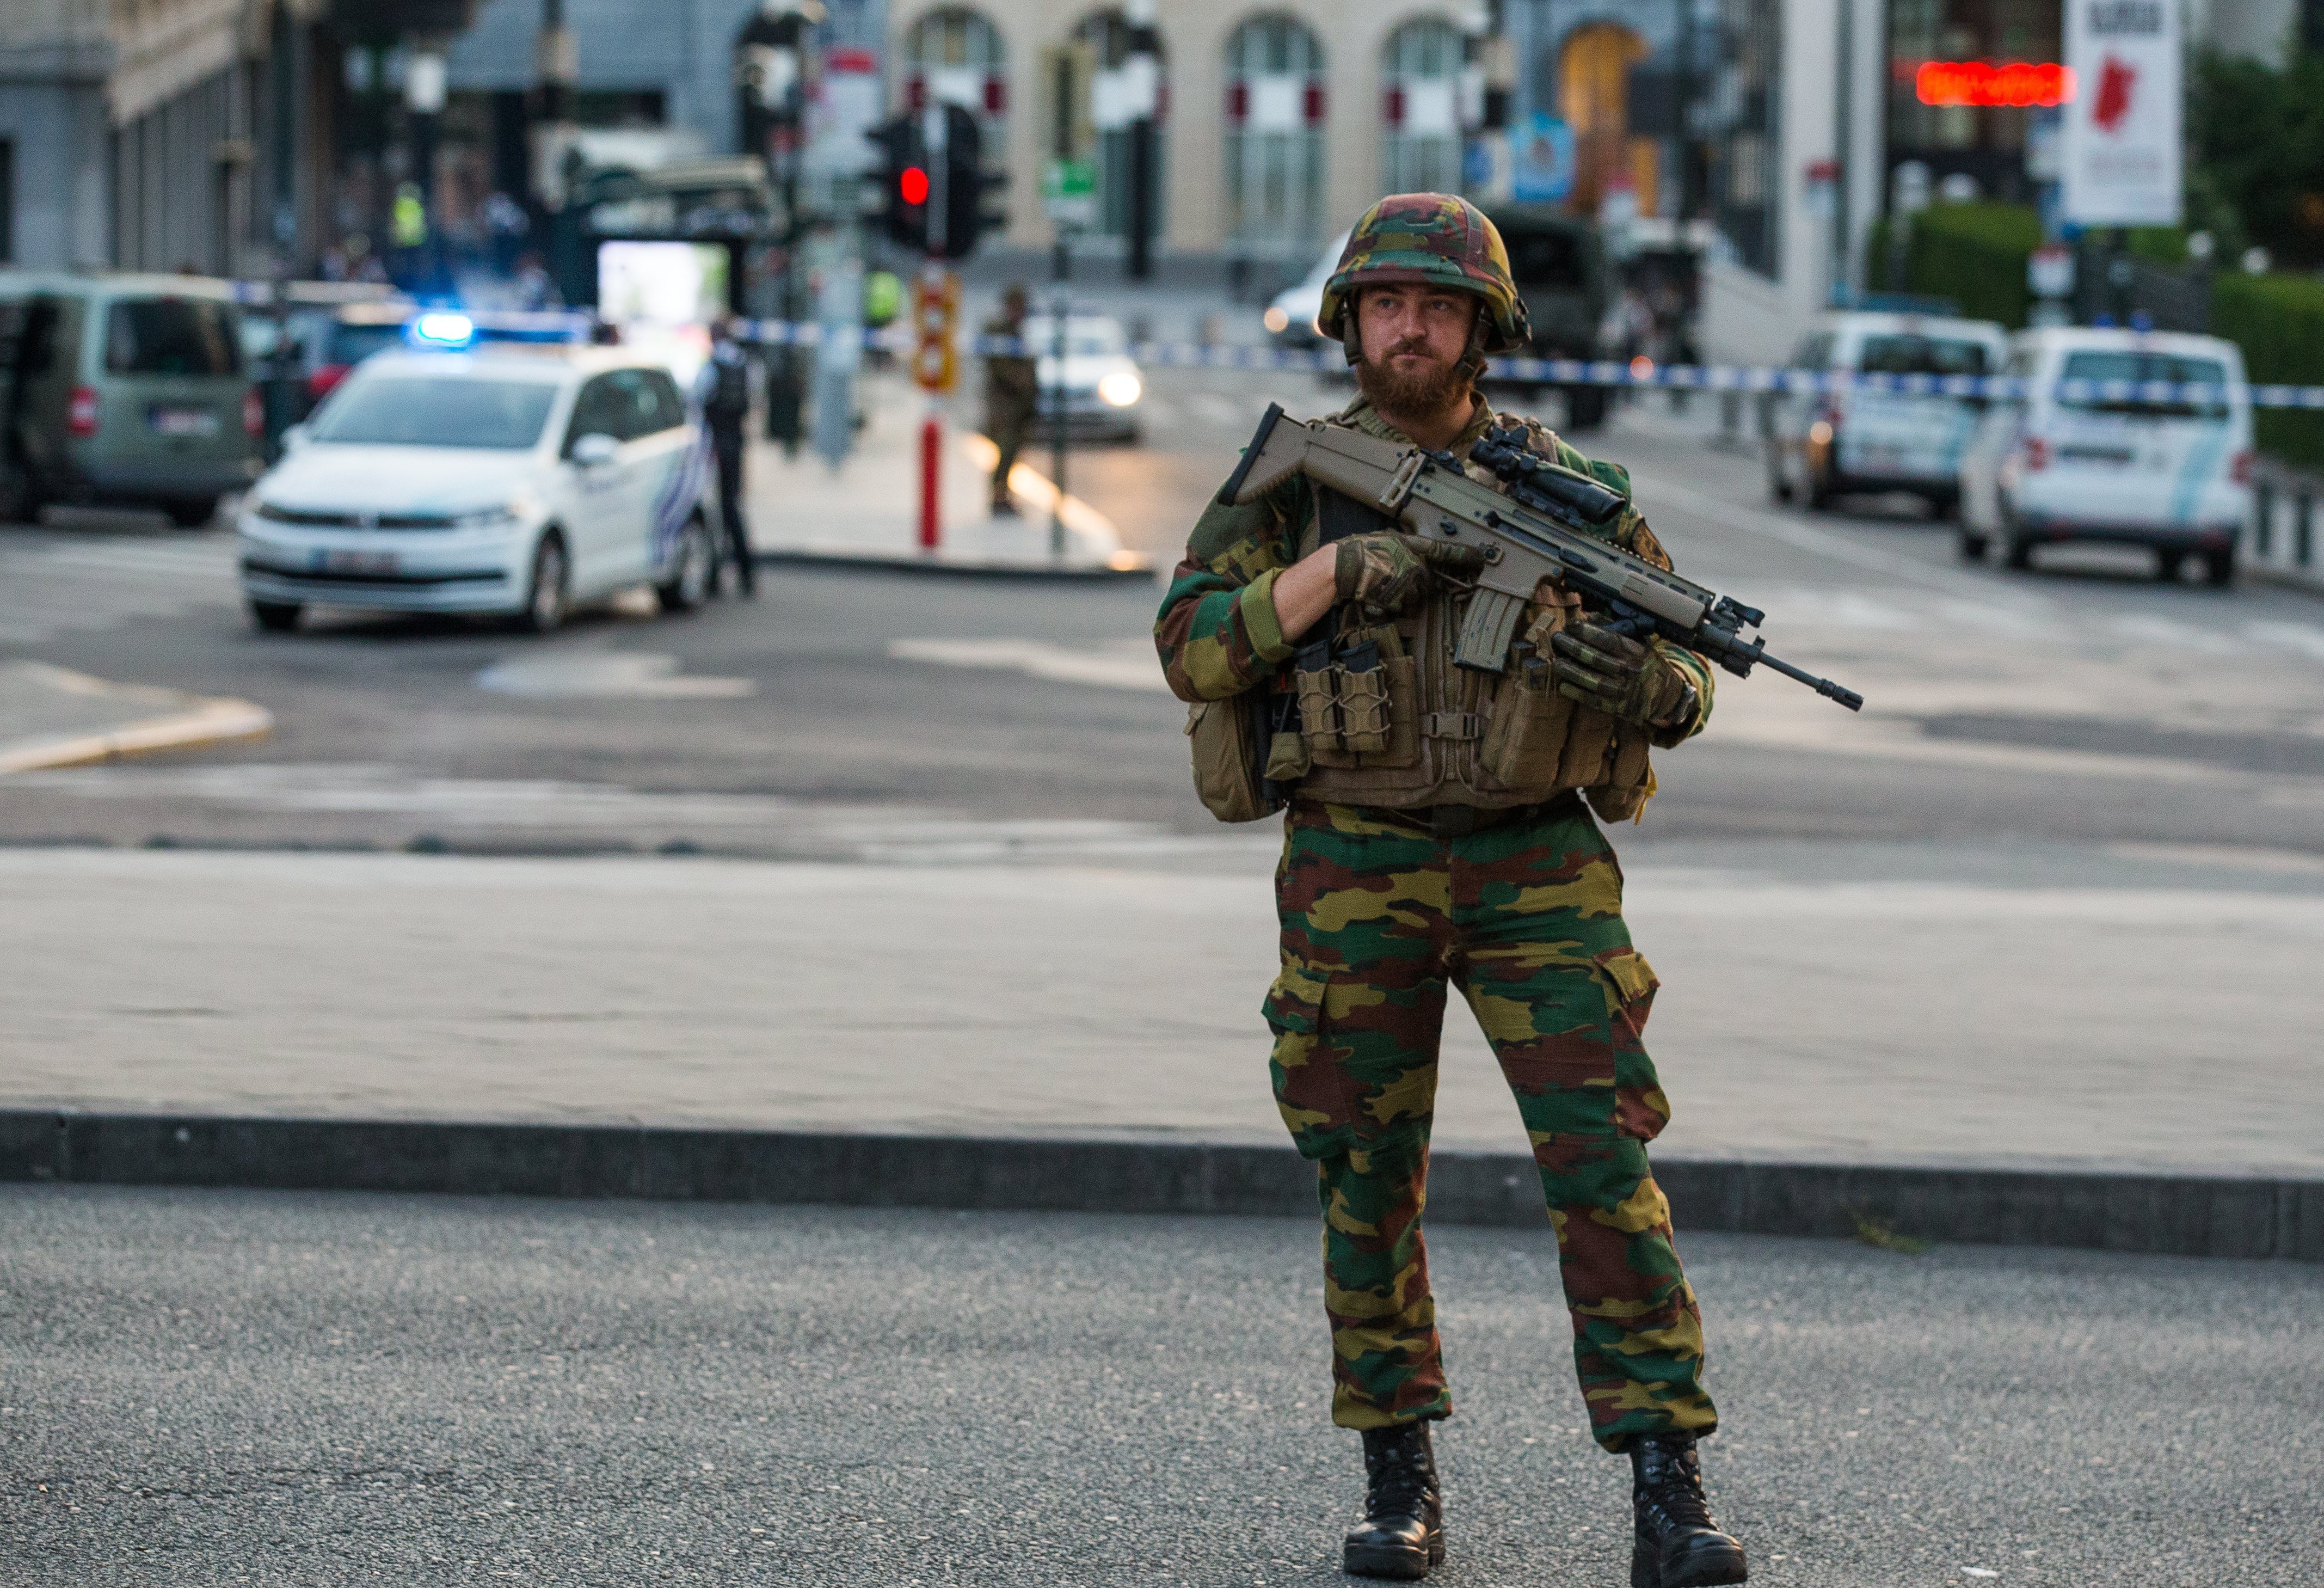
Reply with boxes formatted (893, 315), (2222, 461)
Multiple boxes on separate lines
(1628, 1431), (1747, 1587)
(1342, 1422), (1446, 1579)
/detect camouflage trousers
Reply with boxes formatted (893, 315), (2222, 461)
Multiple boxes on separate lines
(1265, 799), (1718, 1451)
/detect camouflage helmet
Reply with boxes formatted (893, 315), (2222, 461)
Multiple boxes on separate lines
(1317, 193), (1532, 357)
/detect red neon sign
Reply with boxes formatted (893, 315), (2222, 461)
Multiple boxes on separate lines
(1914, 60), (2075, 107)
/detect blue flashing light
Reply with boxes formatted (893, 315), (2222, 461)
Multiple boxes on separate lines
(412, 311), (476, 347)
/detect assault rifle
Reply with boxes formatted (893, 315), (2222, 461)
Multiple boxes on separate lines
(1219, 404), (1864, 711)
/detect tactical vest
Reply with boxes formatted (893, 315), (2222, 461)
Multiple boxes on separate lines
(1267, 416), (1655, 820)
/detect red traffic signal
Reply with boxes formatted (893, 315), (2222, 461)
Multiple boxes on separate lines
(901, 166), (930, 206)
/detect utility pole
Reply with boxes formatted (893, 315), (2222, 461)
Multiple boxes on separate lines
(1674, 0), (1696, 225)
(1123, 0), (1159, 281)
(532, 0), (580, 301)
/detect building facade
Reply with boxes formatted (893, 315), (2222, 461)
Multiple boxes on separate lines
(0, 0), (370, 276)
(1700, 0), (2304, 367)
(887, 0), (1491, 275)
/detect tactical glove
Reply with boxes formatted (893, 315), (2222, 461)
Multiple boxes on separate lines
(1334, 532), (1485, 618)
(1548, 621), (1695, 727)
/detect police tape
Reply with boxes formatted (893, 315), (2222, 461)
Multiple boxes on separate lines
(736, 318), (2324, 412)
(224, 284), (2324, 412)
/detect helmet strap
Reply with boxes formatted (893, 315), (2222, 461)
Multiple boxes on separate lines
(1453, 308), (1489, 385)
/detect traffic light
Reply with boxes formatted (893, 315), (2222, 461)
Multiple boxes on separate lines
(871, 115), (930, 252)
(870, 106), (1006, 260)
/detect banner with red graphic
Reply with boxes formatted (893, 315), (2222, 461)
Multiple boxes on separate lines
(2060, 0), (2181, 226)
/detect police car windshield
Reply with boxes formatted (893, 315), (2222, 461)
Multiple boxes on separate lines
(2057, 350), (2231, 420)
(1855, 335), (1988, 376)
(310, 375), (559, 449)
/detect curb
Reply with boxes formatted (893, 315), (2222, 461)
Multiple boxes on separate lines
(2, 1109), (2315, 1262)
(0, 665), (272, 775)
(755, 548), (1154, 581)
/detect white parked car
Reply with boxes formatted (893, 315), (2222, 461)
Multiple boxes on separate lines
(1766, 310), (2011, 516)
(1017, 311), (1145, 444)
(237, 344), (717, 633)
(1957, 327), (2253, 584)
(1262, 230), (1351, 349)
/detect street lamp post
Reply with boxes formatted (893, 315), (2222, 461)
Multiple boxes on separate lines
(532, 0), (580, 302)
(1123, 0), (1160, 281)
(406, 47), (448, 294)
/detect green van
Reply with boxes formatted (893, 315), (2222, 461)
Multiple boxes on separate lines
(0, 272), (262, 525)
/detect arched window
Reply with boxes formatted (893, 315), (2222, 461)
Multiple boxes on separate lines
(1381, 19), (1466, 196)
(1074, 10), (1169, 247)
(904, 7), (1008, 152)
(1223, 15), (1326, 271)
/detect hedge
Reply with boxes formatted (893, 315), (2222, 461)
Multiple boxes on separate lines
(2212, 271), (2324, 469)
(1864, 203), (2042, 328)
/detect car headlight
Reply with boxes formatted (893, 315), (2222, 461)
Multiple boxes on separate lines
(1097, 371), (1142, 408)
(1263, 306), (1290, 334)
(450, 504), (520, 528)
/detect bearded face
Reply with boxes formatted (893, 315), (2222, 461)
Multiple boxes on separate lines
(1350, 285), (1479, 424)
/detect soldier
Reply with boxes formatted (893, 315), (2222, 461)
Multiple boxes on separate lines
(1154, 194), (1748, 1587)
(982, 284), (1039, 517)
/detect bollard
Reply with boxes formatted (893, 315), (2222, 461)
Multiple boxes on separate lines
(919, 411), (941, 551)
(2299, 490), (2315, 571)
(2254, 480), (2274, 560)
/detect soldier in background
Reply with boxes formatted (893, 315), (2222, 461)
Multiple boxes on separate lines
(1154, 194), (1746, 1587)
(696, 318), (757, 598)
(982, 284), (1038, 517)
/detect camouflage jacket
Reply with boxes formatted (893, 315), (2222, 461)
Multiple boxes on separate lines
(982, 316), (1039, 407)
(1152, 394), (1716, 748)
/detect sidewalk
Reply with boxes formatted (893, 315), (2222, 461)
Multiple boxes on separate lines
(743, 369), (1149, 575)
(0, 660), (269, 774)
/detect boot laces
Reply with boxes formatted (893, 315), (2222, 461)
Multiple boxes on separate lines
(1364, 1433), (1434, 1517)
(1638, 1440), (1716, 1532)
(1371, 1455), (1430, 1515)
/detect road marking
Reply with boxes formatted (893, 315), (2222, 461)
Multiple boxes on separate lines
(2242, 619), (2324, 661)
(2108, 614), (2246, 655)
(888, 636), (1170, 692)
(472, 652), (755, 698)
(1635, 477), (1977, 592)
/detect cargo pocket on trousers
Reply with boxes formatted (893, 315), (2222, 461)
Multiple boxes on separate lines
(1263, 958), (1350, 1160)
(1591, 946), (1668, 1143)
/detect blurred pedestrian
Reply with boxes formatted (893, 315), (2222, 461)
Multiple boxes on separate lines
(981, 284), (1038, 517)
(513, 251), (559, 311)
(696, 317), (757, 598)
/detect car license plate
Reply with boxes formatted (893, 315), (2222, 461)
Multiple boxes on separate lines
(149, 406), (220, 438)
(315, 549), (398, 575)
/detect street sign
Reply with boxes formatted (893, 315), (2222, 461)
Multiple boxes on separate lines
(1511, 112), (1573, 203)
(1042, 158), (1098, 228)
(2060, 0), (2182, 227)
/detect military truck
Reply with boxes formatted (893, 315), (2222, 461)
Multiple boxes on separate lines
(1481, 206), (1614, 432)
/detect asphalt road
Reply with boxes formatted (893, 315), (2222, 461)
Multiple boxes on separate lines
(2, 1185), (2317, 1588)
(2, 371), (2321, 857)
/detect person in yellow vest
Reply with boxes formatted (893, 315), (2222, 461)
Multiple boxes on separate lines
(1153, 194), (1743, 1588)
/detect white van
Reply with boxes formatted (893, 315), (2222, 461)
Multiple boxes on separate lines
(1957, 327), (2253, 584)
(1765, 310), (2011, 516)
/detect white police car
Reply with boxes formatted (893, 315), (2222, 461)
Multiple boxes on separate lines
(237, 326), (716, 632)
(1766, 310), (2011, 516)
(1958, 326), (2253, 584)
